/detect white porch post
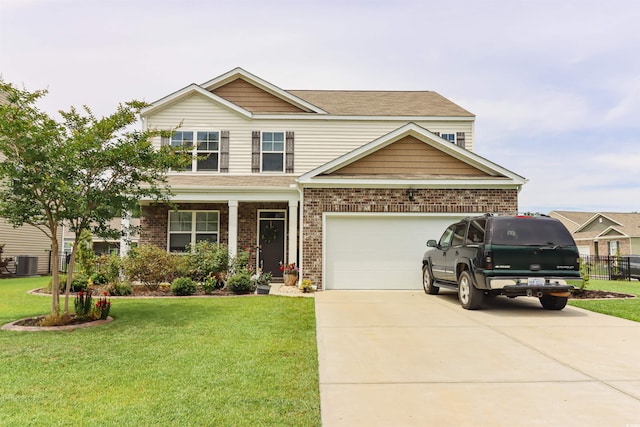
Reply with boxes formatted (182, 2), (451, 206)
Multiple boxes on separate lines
(288, 200), (298, 266)
(120, 211), (131, 258)
(228, 200), (239, 258)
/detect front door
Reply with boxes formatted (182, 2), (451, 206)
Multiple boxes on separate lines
(258, 211), (286, 278)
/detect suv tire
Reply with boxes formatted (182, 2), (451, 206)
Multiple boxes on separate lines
(458, 271), (483, 310)
(539, 295), (568, 310)
(422, 264), (439, 295)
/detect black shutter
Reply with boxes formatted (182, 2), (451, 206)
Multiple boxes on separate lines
(456, 132), (466, 149)
(220, 130), (229, 173)
(433, 132), (440, 137)
(251, 131), (261, 173)
(285, 131), (294, 173)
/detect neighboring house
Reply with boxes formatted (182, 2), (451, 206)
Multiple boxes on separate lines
(0, 90), (62, 276)
(139, 68), (526, 290)
(549, 211), (640, 256)
(62, 217), (140, 258)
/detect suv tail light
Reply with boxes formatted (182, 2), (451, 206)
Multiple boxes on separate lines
(484, 250), (493, 269)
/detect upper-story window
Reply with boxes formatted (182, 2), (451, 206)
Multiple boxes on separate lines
(441, 133), (456, 144)
(261, 131), (285, 172)
(170, 130), (220, 172)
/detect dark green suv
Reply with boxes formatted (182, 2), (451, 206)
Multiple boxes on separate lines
(422, 214), (582, 310)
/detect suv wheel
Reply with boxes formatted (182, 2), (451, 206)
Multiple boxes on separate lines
(422, 264), (439, 295)
(458, 271), (483, 310)
(539, 295), (568, 310)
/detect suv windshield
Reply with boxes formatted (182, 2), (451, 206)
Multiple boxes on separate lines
(491, 217), (575, 246)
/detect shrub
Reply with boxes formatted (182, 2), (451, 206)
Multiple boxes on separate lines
(300, 279), (313, 293)
(226, 271), (255, 295)
(48, 274), (67, 292)
(70, 273), (89, 293)
(201, 272), (225, 294)
(123, 245), (176, 289)
(90, 272), (108, 286)
(171, 277), (197, 296)
(185, 241), (230, 281)
(75, 229), (96, 276)
(229, 249), (250, 276)
(95, 252), (123, 285)
(107, 281), (133, 296)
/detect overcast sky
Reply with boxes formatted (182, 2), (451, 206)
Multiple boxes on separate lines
(1, 0), (639, 214)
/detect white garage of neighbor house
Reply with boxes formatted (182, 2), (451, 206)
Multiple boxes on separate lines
(138, 68), (525, 291)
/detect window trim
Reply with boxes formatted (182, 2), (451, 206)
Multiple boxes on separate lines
(260, 131), (285, 173)
(441, 133), (456, 144)
(167, 210), (220, 253)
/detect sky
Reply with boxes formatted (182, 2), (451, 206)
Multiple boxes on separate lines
(1, 0), (639, 214)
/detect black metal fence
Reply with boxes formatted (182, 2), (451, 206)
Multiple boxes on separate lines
(580, 255), (632, 281)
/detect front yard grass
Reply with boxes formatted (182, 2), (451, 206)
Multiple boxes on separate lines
(0, 277), (320, 426)
(569, 279), (640, 322)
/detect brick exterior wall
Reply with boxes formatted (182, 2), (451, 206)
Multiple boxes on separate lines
(302, 187), (518, 290)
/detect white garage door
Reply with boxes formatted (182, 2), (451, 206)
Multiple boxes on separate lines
(324, 214), (466, 290)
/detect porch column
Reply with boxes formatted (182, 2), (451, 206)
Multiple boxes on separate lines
(228, 200), (238, 258)
(288, 200), (298, 266)
(120, 211), (131, 258)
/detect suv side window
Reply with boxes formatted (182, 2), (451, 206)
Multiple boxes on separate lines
(438, 226), (456, 248)
(451, 223), (467, 247)
(466, 219), (486, 244)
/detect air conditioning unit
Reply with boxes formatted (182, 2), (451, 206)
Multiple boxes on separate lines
(15, 255), (38, 276)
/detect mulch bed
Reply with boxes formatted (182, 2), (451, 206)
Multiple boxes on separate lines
(570, 289), (636, 299)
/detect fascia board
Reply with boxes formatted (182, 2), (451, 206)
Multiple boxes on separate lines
(200, 67), (328, 115)
(252, 114), (475, 122)
(297, 178), (524, 189)
(141, 85), (252, 118)
(140, 186), (299, 203)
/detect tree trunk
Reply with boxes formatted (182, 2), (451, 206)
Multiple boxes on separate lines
(63, 239), (80, 314)
(50, 235), (60, 315)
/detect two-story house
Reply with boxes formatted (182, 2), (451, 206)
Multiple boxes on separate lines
(139, 68), (526, 290)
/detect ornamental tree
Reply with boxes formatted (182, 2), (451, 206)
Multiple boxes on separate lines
(0, 80), (187, 316)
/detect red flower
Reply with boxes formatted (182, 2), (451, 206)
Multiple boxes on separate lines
(103, 291), (108, 296)
(78, 291), (83, 296)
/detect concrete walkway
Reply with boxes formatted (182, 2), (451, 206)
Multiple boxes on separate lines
(315, 290), (640, 426)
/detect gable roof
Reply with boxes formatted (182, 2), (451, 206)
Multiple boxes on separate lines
(550, 211), (640, 239)
(298, 123), (526, 188)
(142, 67), (475, 120)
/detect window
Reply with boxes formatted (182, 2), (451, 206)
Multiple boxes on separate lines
(261, 131), (284, 172)
(441, 133), (456, 143)
(466, 219), (486, 244)
(168, 211), (219, 252)
(196, 131), (219, 171)
(170, 130), (220, 172)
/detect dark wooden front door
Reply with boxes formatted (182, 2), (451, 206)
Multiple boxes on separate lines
(258, 211), (286, 278)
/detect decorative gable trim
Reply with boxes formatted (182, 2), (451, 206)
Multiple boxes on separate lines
(201, 67), (328, 114)
(297, 123), (526, 188)
(595, 226), (628, 238)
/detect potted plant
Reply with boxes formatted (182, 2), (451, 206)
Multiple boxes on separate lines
(279, 262), (299, 286)
(252, 269), (272, 295)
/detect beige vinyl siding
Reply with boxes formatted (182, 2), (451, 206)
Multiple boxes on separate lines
(0, 219), (61, 275)
(145, 93), (475, 176)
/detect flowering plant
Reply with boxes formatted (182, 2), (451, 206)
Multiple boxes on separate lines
(94, 292), (111, 320)
(279, 262), (299, 276)
(74, 291), (93, 320)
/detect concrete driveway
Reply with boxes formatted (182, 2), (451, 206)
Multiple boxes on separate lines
(315, 290), (640, 426)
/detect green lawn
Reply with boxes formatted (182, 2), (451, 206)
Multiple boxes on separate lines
(569, 279), (640, 322)
(0, 277), (321, 426)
